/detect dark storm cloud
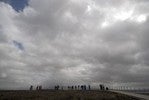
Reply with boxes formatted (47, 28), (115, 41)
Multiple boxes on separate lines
(0, 0), (149, 89)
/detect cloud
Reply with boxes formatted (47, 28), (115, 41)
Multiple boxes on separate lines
(0, 0), (149, 89)
(13, 40), (24, 51)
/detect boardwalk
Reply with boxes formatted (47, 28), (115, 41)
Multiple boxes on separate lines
(111, 90), (149, 100)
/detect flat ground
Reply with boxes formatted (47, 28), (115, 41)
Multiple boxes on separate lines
(137, 93), (149, 96)
(0, 90), (141, 100)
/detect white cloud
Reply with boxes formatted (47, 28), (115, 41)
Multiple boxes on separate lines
(136, 14), (147, 23)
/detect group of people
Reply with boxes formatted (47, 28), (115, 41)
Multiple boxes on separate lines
(54, 85), (91, 90)
(36, 85), (42, 90)
(54, 84), (109, 91)
(54, 85), (60, 90)
(99, 84), (109, 90)
(30, 84), (109, 91)
(29, 85), (42, 90)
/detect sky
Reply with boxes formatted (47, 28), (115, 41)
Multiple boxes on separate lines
(0, 0), (28, 11)
(0, 0), (149, 90)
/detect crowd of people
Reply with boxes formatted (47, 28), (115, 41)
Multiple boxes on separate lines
(54, 84), (108, 91)
(29, 85), (42, 90)
(99, 84), (109, 90)
(30, 84), (108, 91)
(54, 85), (91, 90)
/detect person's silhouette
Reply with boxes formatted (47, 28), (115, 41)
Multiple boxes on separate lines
(30, 85), (33, 90)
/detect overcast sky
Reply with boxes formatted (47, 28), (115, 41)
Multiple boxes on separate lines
(0, 0), (149, 89)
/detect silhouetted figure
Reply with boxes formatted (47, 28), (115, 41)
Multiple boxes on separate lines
(103, 85), (105, 90)
(39, 85), (42, 90)
(100, 84), (105, 90)
(57, 85), (59, 90)
(30, 85), (33, 90)
(88, 85), (91, 90)
(78, 85), (80, 90)
(84, 85), (86, 90)
(75, 86), (77, 90)
(81, 85), (83, 90)
(68, 86), (70, 90)
(55, 86), (57, 90)
(100, 84), (102, 90)
(54, 85), (59, 90)
(72, 86), (74, 90)
(106, 87), (109, 90)
(36, 86), (39, 90)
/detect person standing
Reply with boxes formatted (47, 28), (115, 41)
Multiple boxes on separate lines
(88, 85), (91, 90)
(30, 85), (33, 90)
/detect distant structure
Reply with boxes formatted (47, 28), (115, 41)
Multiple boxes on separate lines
(30, 85), (33, 90)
